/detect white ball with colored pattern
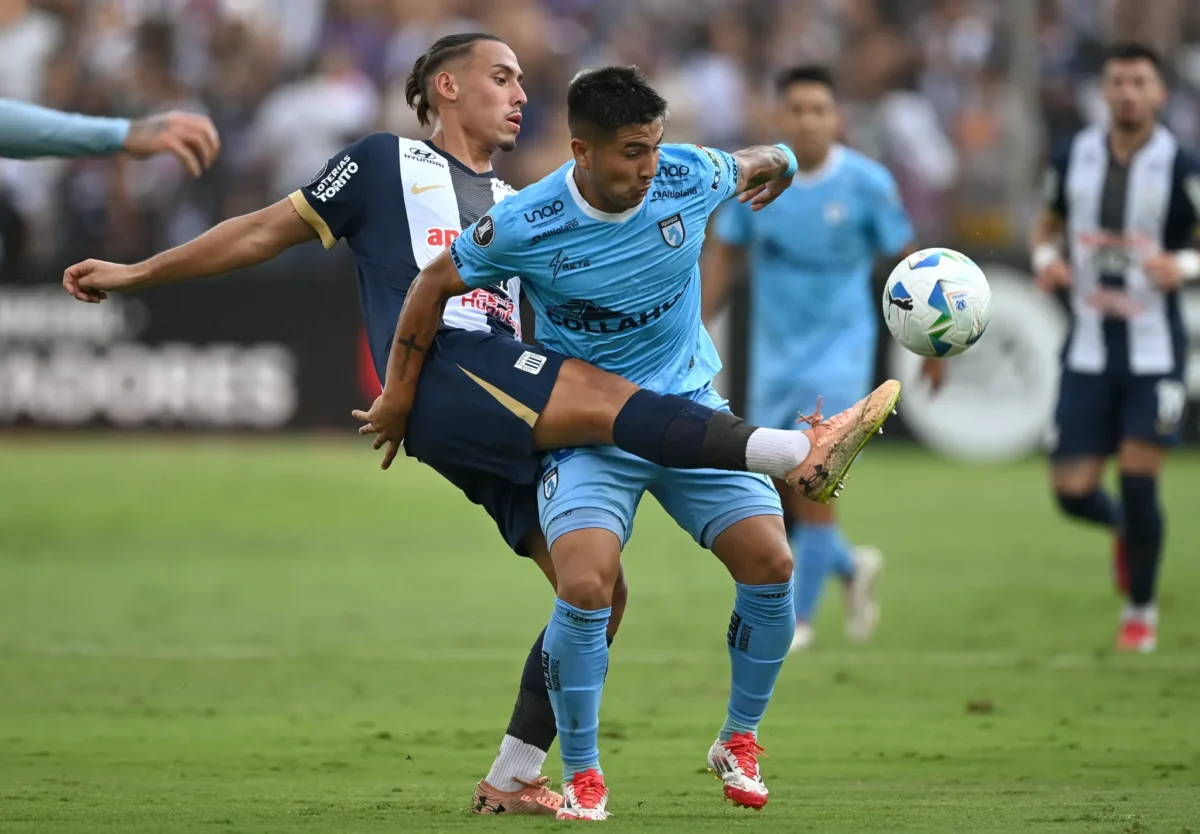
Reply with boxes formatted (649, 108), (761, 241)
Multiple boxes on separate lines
(882, 247), (992, 358)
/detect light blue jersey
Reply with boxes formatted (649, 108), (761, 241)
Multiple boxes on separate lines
(451, 142), (781, 553)
(451, 143), (738, 396)
(714, 145), (912, 428)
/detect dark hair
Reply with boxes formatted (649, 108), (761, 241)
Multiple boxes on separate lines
(774, 65), (836, 96)
(567, 66), (668, 139)
(1105, 42), (1164, 74)
(405, 33), (503, 127)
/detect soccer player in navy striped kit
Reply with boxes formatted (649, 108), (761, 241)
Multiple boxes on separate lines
(1031, 43), (1198, 653)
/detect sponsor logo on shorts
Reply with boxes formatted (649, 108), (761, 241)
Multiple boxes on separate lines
(514, 350), (546, 375)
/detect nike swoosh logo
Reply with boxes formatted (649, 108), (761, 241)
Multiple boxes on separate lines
(411, 183), (444, 194)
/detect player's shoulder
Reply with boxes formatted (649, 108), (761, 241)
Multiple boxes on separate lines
(342, 131), (400, 159)
(837, 147), (900, 199)
(491, 162), (572, 221)
(657, 143), (736, 195)
(840, 147), (894, 183)
(1172, 143), (1200, 177)
(472, 161), (573, 252)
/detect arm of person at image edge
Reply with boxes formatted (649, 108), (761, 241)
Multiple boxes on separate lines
(700, 147), (943, 391)
(0, 100), (219, 175)
(62, 132), (391, 303)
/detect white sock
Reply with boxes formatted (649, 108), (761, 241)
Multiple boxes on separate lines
(485, 735), (548, 792)
(744, 428), (812, 480)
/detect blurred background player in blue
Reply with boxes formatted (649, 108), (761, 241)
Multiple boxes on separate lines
(704, 66), (928, 652)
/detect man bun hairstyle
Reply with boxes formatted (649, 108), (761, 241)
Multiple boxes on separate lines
(405, 33), (503, 127)
(567, 65), (668, 140)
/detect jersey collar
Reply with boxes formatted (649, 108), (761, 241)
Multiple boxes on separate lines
(790, 145), (844, 188)
(423, 139), (495, 179)
(564, 163), (644, 223)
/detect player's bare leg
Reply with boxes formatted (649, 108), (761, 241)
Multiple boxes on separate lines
(473, 532), (627, 816)
(1114, 439), (1166, 653)
(705, 514), (794, 810)
(530, 359), (900, 502)
(1051, 457), (1127, 594)
(781, 492), (882, 653)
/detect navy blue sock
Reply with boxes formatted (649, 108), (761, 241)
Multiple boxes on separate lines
(1056, 490), (1122, 529)
(612, 390), (753, 471)
(1121, 475), (1163, 607)
(504, 627), (556, 752)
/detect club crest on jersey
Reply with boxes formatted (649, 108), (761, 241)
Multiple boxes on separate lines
(473, 214), (495, 247)
(658, 213), (685, 248)
(542, 467), (558, 500)
(823, 201), (848, 226)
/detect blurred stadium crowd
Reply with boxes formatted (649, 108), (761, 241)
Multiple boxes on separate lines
(1, 0), (1199, 275)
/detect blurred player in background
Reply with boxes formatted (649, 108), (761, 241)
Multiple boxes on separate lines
(64, 35), (886, 816)
(0, 100), (218, 175)
(1032, 43), (1198, 653)
(703, 66), (922, 653)
(366, 64), (901, 820)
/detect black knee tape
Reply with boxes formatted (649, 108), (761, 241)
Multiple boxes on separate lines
(692, 409), (753, 472)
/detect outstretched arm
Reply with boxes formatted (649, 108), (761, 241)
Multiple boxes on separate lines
(0, 100), (219, 176)
(63, 198), (317, 302)
(353, 250), (471, 469)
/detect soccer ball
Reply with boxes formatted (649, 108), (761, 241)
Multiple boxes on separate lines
(882, 247), (992, 358)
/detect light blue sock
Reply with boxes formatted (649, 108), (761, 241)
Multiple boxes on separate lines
(542, 598), (610, 782)
(825, 525), (856, 579)
(792, 524), (855, 621)
(720, 581), (794, 740)
(789, 527), (824, 623)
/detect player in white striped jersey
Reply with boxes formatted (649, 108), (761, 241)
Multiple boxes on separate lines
(1031, 43), (1198, 653)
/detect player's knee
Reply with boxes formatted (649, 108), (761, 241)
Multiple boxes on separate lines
(761, 546), (794, 585)
(556, 570), (613, 611)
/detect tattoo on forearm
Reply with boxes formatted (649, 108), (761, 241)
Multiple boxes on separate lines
(735, 145), (789, 191)
(394, 333), (425, 378)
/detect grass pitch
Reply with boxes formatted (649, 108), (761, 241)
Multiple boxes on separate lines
(1, 439), (1198, 832)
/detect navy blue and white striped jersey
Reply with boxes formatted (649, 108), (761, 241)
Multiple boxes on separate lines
(1043, 124), (1200, 375)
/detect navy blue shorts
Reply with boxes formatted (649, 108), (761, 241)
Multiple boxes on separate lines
(1051, 367), (1188, 460)
(403, 328), (566, 555)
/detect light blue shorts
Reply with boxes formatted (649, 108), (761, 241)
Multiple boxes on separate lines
(539, 384), (783, 551)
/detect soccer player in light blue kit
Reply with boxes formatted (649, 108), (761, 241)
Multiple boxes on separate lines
(705, 66), (928, 653)
(368, 66), (901, 819)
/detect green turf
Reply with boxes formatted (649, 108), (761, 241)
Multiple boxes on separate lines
(1, 438), (1198, 833)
